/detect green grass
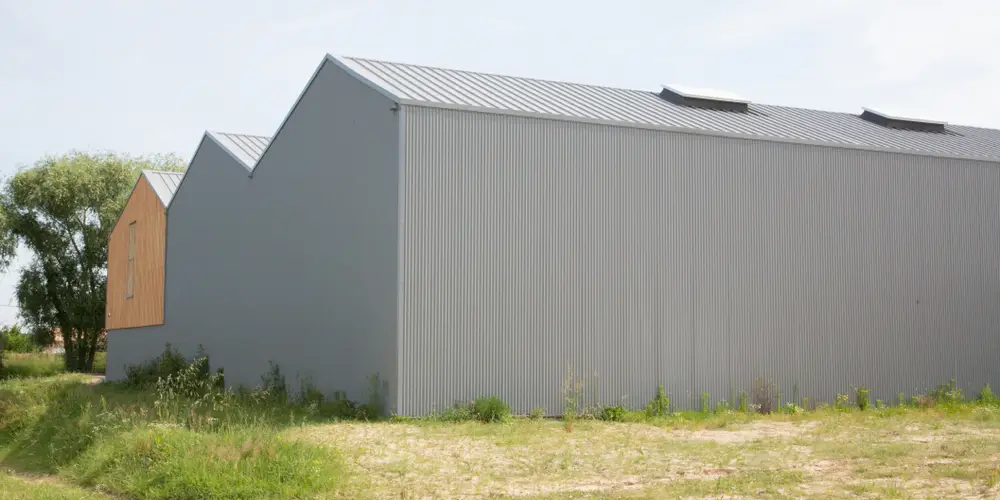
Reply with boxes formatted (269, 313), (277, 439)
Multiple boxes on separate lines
(2, 351), (106, 379)
(2, 368), (1000, 498)
(65, 427), (342, 499)
(0, 374), (346, 499)
(2, 353), (64, 378)
(0, 470), (109, 499)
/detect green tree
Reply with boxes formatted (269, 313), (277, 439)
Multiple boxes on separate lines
(1, 323), (36, 353)
(0, 152), (184, 372)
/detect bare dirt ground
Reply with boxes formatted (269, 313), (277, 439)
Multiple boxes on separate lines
(290, 408), (1000, 499)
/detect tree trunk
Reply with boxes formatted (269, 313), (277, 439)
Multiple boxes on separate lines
(75, 331), (87, 372)
(85, 329), (98, 373)
(64, 335), (76, 371)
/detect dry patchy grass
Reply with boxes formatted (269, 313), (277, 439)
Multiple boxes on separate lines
(291, 407), (1000, 499)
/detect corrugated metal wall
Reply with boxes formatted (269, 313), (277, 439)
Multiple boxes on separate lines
(109, 62), (400, 409)
(398, 105), (1000, 415)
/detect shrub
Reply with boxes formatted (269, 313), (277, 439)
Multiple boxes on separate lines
(898, 392), (906, 408)
(835, 393), (850, 411)
(781, 403), (803, 415)
(715, 400), (731, 414)
(2, 325), (36, 353)
(856, 387), (870, 411)
(599, 405), (626, 422)
(645, 384), (669, 417)
(358, 373), (389, 419)
(432, 402), (474, 422)
(802, 396), (809, 410)
(980, 384), (996, 405)
(124, 344), (188, 387)
(297, 376), (325, 406)
(561, 365), (584, 422)
(259, 362), (288, 404)
(752, 378), (775, 414)
(471, 396), (511, 423)
(875, 399), (884, 409)
(930, 379), (963, 404)
(528, 407), (545, 420)
(319, 392), (360, 420)
(913, 395), (936, 408)
(155, 355), (221, 400)
(700, 392), (710, 413)
(738, 391), (748, 413)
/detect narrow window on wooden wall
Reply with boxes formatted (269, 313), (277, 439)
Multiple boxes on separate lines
(126, 221), (136, 299)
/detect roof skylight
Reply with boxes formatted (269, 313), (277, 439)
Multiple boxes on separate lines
(658, 83), (750, 112)
(860, 107), (947, 133)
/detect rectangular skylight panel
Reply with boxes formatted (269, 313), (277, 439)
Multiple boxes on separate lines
(862, 107), (946, 126)
(661, 83), (749, 104)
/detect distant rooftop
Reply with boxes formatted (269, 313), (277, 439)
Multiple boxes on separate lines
(142, 170), (184, 206)
(207, 131), (271, 171)
(333, 55), (1000, 161)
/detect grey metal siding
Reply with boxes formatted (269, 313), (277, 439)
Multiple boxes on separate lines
(109, 61), (400, 409)
(398, 105), (1000, 415)
(107, 136), (248, 381)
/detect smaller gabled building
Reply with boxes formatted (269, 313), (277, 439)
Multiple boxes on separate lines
(105, 170), (184, 330)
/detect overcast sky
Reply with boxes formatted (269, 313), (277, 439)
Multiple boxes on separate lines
(0, 0), (998, 325)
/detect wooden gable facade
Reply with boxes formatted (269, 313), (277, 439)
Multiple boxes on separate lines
(105, 174), (167, 329)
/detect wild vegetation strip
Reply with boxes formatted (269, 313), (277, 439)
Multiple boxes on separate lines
(0, 351), (998, 498)
(0, 367), (344, 499)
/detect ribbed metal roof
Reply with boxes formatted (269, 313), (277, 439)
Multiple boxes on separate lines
(142, 170), (184, 206)
(335, 56), (1000, 162)
(207, 131), (271, 171)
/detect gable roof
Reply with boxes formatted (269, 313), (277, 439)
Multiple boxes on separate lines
(332, 55), (1000, 162)
(142, 170), (184, 207)
(207, 131), (271, 171)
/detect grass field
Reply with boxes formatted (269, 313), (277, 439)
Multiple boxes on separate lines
(2, 352), (105, 379)
(306, 409), (1000, 498)
(0, 354), (997, 498)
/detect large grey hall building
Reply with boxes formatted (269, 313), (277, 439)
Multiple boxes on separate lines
(107, 53), (1000, 415)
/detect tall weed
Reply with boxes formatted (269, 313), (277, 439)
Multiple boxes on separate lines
(645, 385), (670, 417)
(65, 427), (343, 500)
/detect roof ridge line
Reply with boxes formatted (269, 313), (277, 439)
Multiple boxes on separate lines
(142, 169), (185, 175)
(206, 129), (273, 140)
(339, 54), (653, 96)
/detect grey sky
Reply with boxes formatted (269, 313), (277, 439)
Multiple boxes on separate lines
(0, 0), (998, 325)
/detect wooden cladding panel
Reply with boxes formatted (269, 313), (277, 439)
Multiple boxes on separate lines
(105, 176), (166, 329)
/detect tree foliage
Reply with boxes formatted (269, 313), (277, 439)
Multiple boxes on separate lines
(1, 323), (36, 353)
(0, 152), (185, 372)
